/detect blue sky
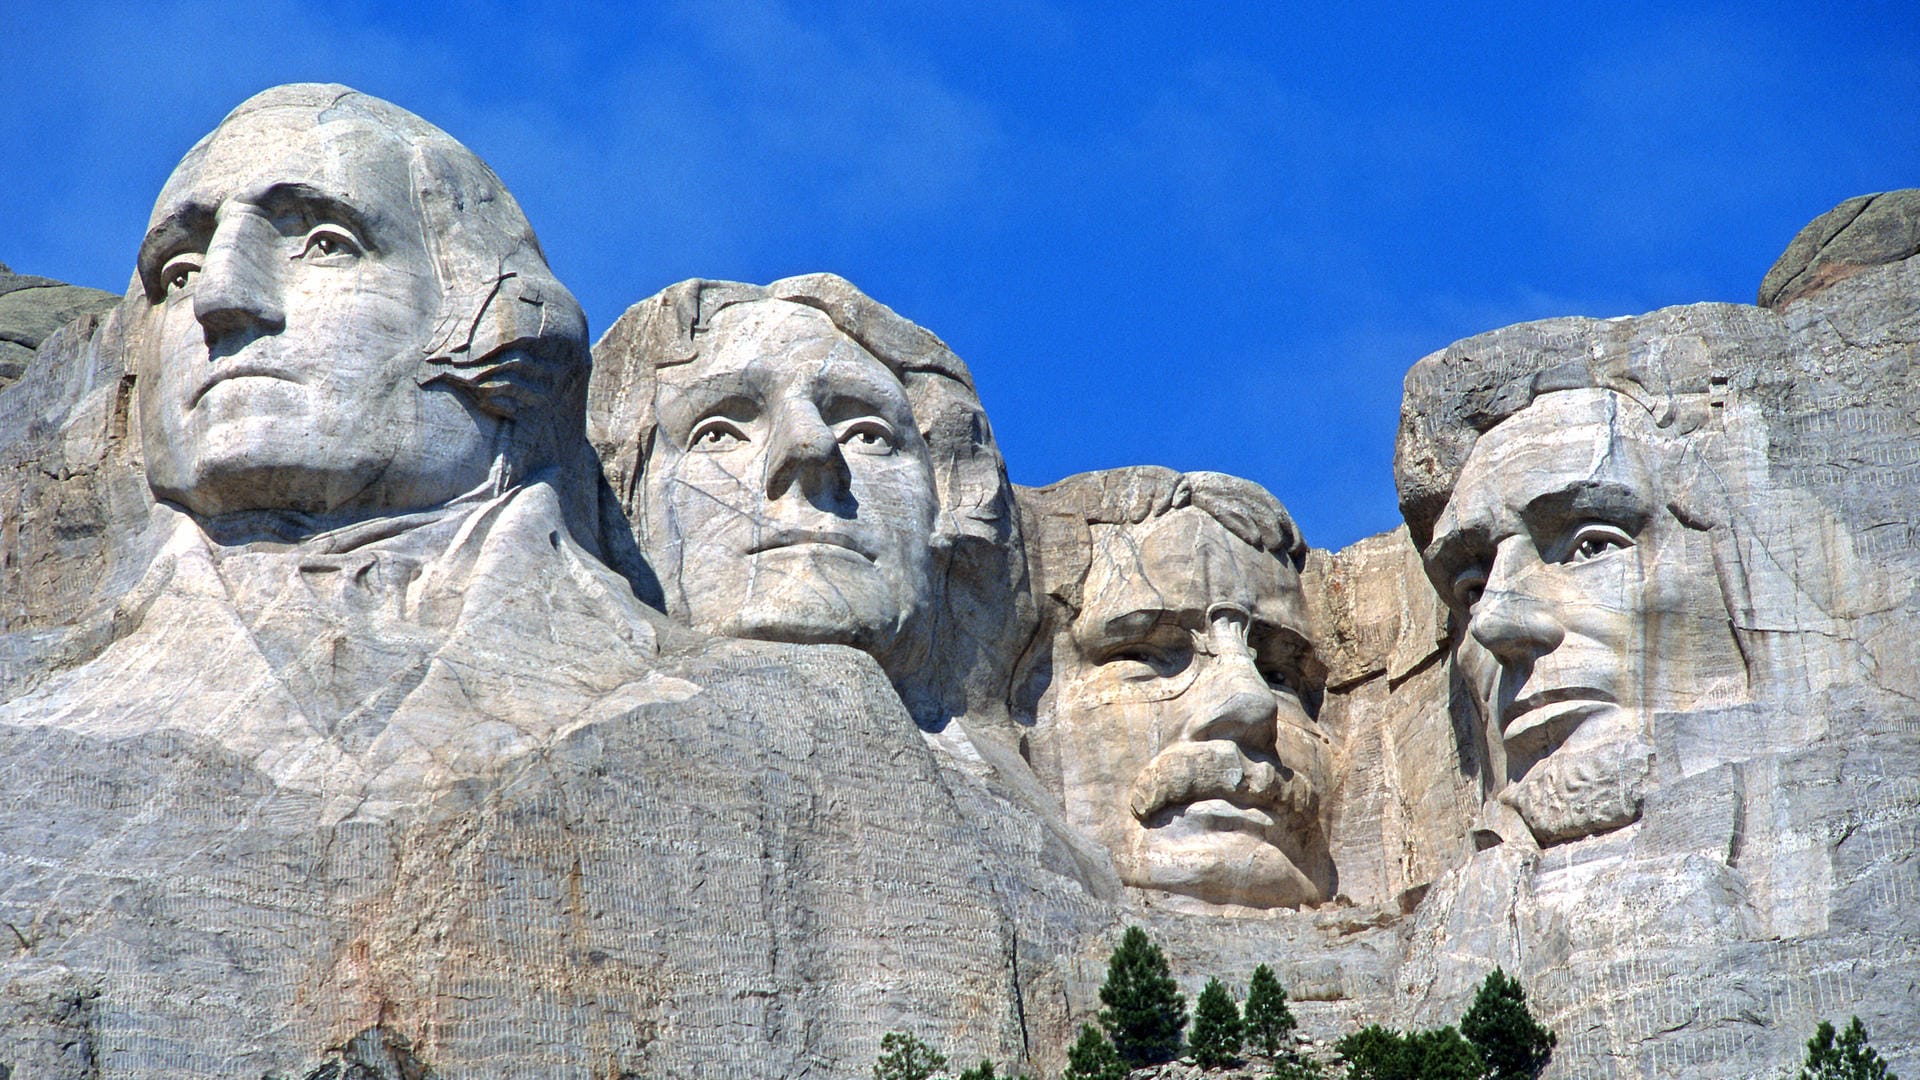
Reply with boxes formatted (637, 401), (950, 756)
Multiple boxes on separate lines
(3, 1), (1916, 550)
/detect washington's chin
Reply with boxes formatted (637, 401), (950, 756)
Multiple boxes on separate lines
(1116, 804), (1326, 910)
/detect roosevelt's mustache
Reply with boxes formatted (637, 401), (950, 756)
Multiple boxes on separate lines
(1128, 740), (1319, 825)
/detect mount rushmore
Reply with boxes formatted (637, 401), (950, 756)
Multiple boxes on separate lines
(1, 84), (1916, 1079)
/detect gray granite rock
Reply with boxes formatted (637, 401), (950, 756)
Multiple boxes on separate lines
(2, 82), (1914, 1080)
(0, 264), (117, 391)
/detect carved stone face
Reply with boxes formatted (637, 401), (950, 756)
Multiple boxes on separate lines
(1042, 507), (1330, 909)
(642, 300), (939, 672)
(135, 108), (498, 520)
(1426, 388), (1747, 844)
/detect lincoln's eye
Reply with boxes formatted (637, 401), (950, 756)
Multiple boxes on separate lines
(1452, 567), (1487, 610)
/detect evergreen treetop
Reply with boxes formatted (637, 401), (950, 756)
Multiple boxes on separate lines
(1096, 925), (1188, 1066)
(1243, 964), (1298, 1058)
(1801, 1017), (1898, 1080)
(1063, 1023), (1128, 1080)
(873, 1032), (948, 1080)
(1188, 976), (1244, 1069)
(1460, 967), (1555, 1080)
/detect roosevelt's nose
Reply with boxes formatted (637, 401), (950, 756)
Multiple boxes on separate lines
(763, 397), (847, 501)
(1468, 542), (1566, 666)
(194, 212), (286, 342)
(1185, 609), (1279, 749)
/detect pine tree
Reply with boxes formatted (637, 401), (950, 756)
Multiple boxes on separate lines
(1096, 925), (1188, 1066)
(1063, 1024), (1128, 1080)
(1407, 1027), (1485, 1080)
(1243, 964), (1298, 1058)
(956, 1060), (997, 1080)
(1459, 968), (1555, 1080)
(873, 1031), (948, 1080)
(1801, 1017), (1898, 1080)
(1267, 1053), (1328, 1080)
(1336, 1025), (1413, 1080)
(1188, 977), (1244, 1069)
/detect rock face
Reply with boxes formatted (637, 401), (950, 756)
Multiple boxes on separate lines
(1389, 203), (1920, 1073)
(0, 83), (1913, 1080)
(0, 262), (117, 391)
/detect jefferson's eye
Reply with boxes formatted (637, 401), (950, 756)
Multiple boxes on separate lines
(161, 255), (202, 296)
(1451, 567), (1488, 610)
(1563, 524), (1633, 564)
(835, 418), (897, 454)
(299, 225), (363, 261)
(689, 418), (748, 449)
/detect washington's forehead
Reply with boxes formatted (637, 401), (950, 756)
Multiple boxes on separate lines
(151, 113), (415, 226)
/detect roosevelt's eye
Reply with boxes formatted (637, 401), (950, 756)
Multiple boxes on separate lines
(161, 255), (202, 297)
(1261, 666), (1300, 696)
(1451, 567), (1488, 610)
(689, 418), (748, 449)
(298, 225), (363, 261)
(835, 418), (897, 454)
(1099, 640), (1192, 680)
(1562, 523), (1633, 564)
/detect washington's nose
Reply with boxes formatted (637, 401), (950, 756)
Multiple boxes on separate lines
(1186, 615), (1279, 748)
(194, 213), (285, 342)
(764, 398), (846, 501)
(1469, 545), (1566, 665)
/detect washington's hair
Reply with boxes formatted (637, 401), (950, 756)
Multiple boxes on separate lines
(159, 83), (591, 476)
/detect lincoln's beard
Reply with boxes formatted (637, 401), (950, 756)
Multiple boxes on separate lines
(1501, 735), (1655, 846)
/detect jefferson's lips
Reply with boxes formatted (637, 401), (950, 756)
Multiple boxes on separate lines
(1501, 687), (1615, 743)
(747, 528), (874, 560)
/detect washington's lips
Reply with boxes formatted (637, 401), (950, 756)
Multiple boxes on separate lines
(1500, 686), (1615, 743)
(1129, 741), (1319, 828)
(747, 527), (875, 561)
(189, 362), (303, 408)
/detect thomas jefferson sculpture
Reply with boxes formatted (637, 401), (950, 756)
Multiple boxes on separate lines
(590, 274), (1029, 727)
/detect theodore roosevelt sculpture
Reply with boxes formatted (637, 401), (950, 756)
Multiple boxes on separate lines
(1014, 467), (1333, 910)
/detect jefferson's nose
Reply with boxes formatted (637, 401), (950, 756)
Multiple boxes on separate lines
(1186, 611), (1279, 749)
(1469, 543), (1566, 666)
(763, 398), (846, 501)
(194, 212), (285, 342)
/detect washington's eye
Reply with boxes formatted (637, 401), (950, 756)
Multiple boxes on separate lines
(835, 418), (897, 454)
(1451, 567), (1487, 610)
(299, 225), (363, 261)
(1563, 524), (1633, 564)
(161, 255), (202, 296)
(689, 418), (748, 449)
